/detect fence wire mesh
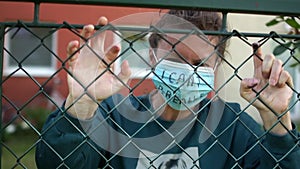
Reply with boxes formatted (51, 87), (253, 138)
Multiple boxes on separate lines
(1, 2), (300, 169)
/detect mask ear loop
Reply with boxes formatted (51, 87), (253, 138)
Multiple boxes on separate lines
(212, 57), (220, 72)
(151, 48), (159, 63)
(145, 48), (159, 72)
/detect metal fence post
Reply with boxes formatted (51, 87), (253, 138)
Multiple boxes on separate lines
(0, 23), (5, 169)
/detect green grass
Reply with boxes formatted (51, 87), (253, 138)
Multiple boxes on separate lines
(1, 130), (38, 169)
(1, 107), (49, 169)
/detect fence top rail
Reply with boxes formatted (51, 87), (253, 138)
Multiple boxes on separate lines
(2, 0), (300, 16)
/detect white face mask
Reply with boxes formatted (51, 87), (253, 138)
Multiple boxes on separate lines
(152, 60), (214, 110)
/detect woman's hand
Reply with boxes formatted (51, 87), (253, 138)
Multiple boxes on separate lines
(65, 17), (131, 119)
(240, 43), (294, 135)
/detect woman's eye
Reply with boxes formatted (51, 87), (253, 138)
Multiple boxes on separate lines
(193, 61), (204, 66)
(193, 60), (212, 67)
(193, 63), (200, 66)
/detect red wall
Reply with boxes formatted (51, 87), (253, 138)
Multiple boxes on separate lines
(0, 2), (158, 110)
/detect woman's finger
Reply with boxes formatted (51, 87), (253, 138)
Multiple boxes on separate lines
(268, 58), (282, 86)
(91, 17), (108, 52)
(67, 40), (79, 70)
(99, 45), (120, 70)
(240, 78), (259, 101)
(261, 54), (275, 80)
(97, 16), (108, 26)
(117, 60), (131, 85)
(80, 24), (95, 47)
(252, 43), (263, 76)
(278, 70), (294, 88)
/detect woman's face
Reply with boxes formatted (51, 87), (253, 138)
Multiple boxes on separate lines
(154, 34), (219, 71)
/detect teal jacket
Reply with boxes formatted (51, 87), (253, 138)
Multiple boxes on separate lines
(35, 94), (300, 168)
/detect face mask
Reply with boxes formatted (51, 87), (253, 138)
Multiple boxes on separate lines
(152, 60), (214, 111)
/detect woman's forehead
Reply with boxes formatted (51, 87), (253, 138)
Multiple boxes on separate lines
(156, 34), (216, 61)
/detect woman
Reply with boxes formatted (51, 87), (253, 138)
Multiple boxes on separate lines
(36, 9), (299, 169)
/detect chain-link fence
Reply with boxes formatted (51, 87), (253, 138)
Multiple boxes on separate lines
(1, 1), (300, 169)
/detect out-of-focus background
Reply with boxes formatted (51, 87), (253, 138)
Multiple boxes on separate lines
(1, 1), (299, 168)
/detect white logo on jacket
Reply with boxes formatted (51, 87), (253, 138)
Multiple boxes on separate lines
(136, 147), (199, 168)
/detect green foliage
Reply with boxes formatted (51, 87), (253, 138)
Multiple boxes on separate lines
(273, 41), (292, 55)
(266, 16), (283, 27)
(266, 16), (300, 29)
(24, 107), (51, 131)
(2, 106), (50, 142)
(266, 16), (300, 68)
(1, 107), (49, 168)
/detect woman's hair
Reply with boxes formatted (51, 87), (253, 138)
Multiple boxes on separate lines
(149, 9), (227, 56)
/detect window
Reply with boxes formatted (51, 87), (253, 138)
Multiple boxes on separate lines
(114, 29), (152, 78)
(4, 27), (57, 77)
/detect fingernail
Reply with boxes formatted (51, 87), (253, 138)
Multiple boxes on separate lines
(269, 79), (276, 86)
(253, 78), (259, 84)
(112, 46), (120, 53)
(247, 78), (259, 88)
